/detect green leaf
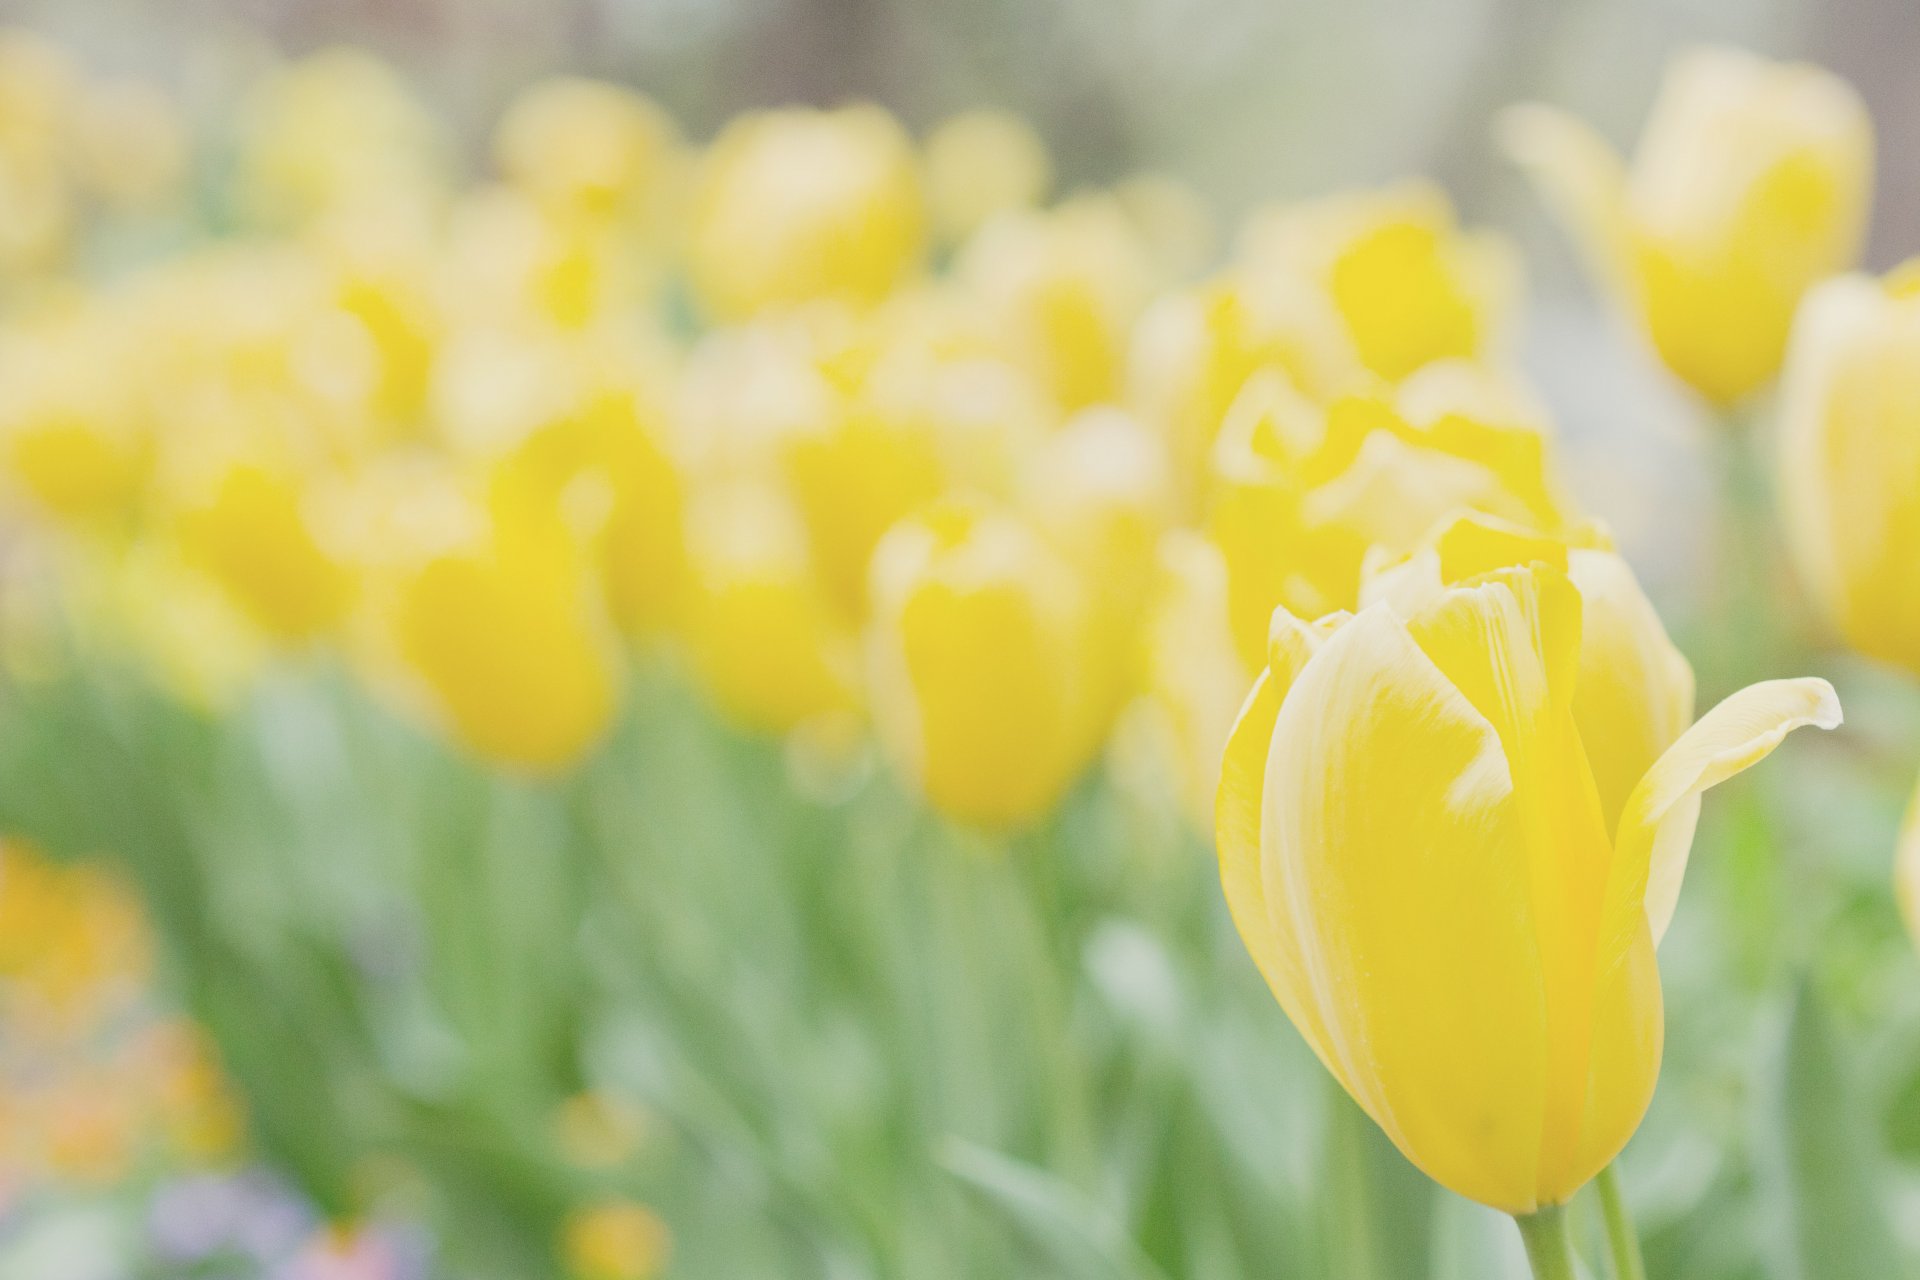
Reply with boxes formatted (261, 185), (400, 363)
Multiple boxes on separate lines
(941, 1139), (1171, 1280)
(1756, 980), (1905, 1280)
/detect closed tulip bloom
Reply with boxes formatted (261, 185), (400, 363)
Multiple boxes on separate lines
(688, 106), (925, 321)
(1217, 563), (1839, 1213)
(1503, 48), (1872, 407)
(868, 498), (1109, 830)
(1777, 264), (1920, 674)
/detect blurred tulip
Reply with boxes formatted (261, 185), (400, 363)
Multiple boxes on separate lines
(1218, 562), (1839, 1213)
(173, 462), (355, 643)
(1142, 531), (1250, 829)
(1209, 364), (1566, 668)
(922, 109), (1051, 243)
(688, 106), (925, 320)
(236, 48), (449, 227)
(1777, 264), (1920, 674)
(494, 77), (681, 228)
(0, 316), (146, 523)
(380, 473), (621, 772)
(562, 1199), (671, 1280)
(1504, 47), (1872, 406)
(958, 195), (1153, 411)
(1240, 182), (1517, 383)
(868, 497), (1112, 829)
(69, 78), (188, 212)
(1128, 276), (1363, 506)
(682, 479), (858, 735)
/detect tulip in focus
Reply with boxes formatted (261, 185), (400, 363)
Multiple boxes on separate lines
(1776, 263), (1920, 675)
(868, 497), (1112, 830)
(1217, 560), (1839, 1214)
(1504, 47), (1872, 406)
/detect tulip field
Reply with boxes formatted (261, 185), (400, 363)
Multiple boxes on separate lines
(0, 16), (1917, 1280)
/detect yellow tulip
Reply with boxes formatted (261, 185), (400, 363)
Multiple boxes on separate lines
(173, 461), (355, 643)
(1503, 47), (1872, 407)
(1362, 512), (1695, 828)
(0, 315), (146, 523)
(1776, 263), (1920, 675)
(69, 78), (188, 213)
(958, 195), (1153, 411)
(922, 109), (1051, 243)
(1142, 530), (1250, 829)
(1209, 364), (1566, 668)
(383, 476), (622, 773)
(235, 48), (449, 227)
(1240, 183), (1517, 384)
(868, 497), (1111, 830)
(681, 479), (858, 736)
(1217, 562), (1839, 1213)
(493, 77), (681, 227)
(687, 106), (925, 321)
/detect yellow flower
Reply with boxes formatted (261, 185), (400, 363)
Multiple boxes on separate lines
(69, 78), (188, 212)
(0, 314), (146, 524)
(1141, 531), (1250, 828)
(493, 77), (681, 227)
(378, 470), (622, 773)
(922, 109), (1051, 242)
(1240, 183), (1516, 383)
(1362, 512), (1695, 828)
(1776, 263), (1920, 675)
(868, 497), (1111, 830)
(1128, 277), (1363, 507)
(1503, 47), (1872, 407)
(687, 106), (925, 321)
(173, 461), (355, 643)
(235, 48), (448, 227)
(958, 195), (1153, 411)
(1209, 364), (1566, 667)
(1217, 563), (1839, 1213)
(681, 479), (857, 736)
(562, 1199), (671, 1280)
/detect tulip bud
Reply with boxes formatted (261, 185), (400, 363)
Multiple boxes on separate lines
(1218, 562), (1839, 1213)
(687, 106), (925, 321)
(868, 498), (1110, 830)
(1504, 47), (1872, 406)
(1776, 264), (1920, 675)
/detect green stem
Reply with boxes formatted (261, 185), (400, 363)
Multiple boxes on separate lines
(1514, 1204), (1581, 1280)
(1593, 1165), (1646, 1280)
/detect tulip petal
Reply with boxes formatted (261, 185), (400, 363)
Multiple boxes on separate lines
(1608, 677), (1842, 956)
(1566, 548), (1696, 830)
(1256, 604), (1550, 1213)
(1498, 104), (1634, 303)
